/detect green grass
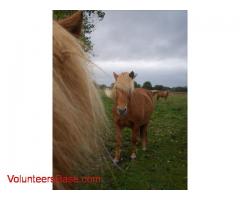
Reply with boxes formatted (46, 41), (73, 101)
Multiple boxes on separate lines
(82, 93), (187, 190)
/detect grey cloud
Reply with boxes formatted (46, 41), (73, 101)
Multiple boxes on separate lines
(91, 10), (187, 61)
(91, 10), (187, 87)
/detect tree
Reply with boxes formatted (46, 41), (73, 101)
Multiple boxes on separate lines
(171, 86), (187, 92)
(142, 81), (152, 90)
(99, 84), (107, 89)
(53, 10), (105, 53)
(110, 83), (115, 88)
(134, 81), (141, 88)
(153, 85), (164, 90)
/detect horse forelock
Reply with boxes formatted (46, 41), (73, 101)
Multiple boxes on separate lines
(113, 72), (134, 94)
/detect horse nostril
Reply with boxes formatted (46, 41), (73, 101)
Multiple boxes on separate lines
(117, 107), (127, 115)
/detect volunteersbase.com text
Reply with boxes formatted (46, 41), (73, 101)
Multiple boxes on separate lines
(7, 175), (101, 184)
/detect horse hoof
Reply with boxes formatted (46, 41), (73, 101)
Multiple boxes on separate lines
(113, 158), (119, 164)
(130, 153), (136, 160)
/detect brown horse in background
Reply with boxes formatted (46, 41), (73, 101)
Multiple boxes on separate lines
(53, 11), (107, 189)
(112, 71), (156, 163)
(157, 90), (169, 100)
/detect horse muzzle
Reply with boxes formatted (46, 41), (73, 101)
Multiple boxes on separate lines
(117, 106), (127, 116)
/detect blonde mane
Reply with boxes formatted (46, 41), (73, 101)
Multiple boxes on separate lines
(53, 15), (107, 189)
(112, 72), (135, 99)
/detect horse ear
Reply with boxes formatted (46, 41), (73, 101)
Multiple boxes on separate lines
(113, 72), (118, 80)
(129, 71), (137, 79)
(58, 11), (83, 38)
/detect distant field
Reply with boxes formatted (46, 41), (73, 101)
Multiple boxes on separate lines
(82, 92), (187, 190)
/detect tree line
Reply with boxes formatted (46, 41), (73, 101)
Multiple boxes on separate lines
(98, 81), (187, 92)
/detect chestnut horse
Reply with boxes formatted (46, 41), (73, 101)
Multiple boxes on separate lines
(53, 12), (107, 189)
(112, 71), (156, 163)
(157, 90), (169, 100)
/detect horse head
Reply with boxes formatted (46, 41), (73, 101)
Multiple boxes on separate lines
(113, 71), (137, 116)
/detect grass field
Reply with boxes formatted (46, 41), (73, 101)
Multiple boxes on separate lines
(82, 92), (187, 190)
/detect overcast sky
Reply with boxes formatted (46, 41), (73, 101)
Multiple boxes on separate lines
(91, 10), (187, 87)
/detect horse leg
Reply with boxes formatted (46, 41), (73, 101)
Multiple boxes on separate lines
(137, 126), (144, 145)
(139, 125), (144, 141)
(130, 126), (139, 160)
(113, 124), (122, 164)
(141, 124), (148, 151)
